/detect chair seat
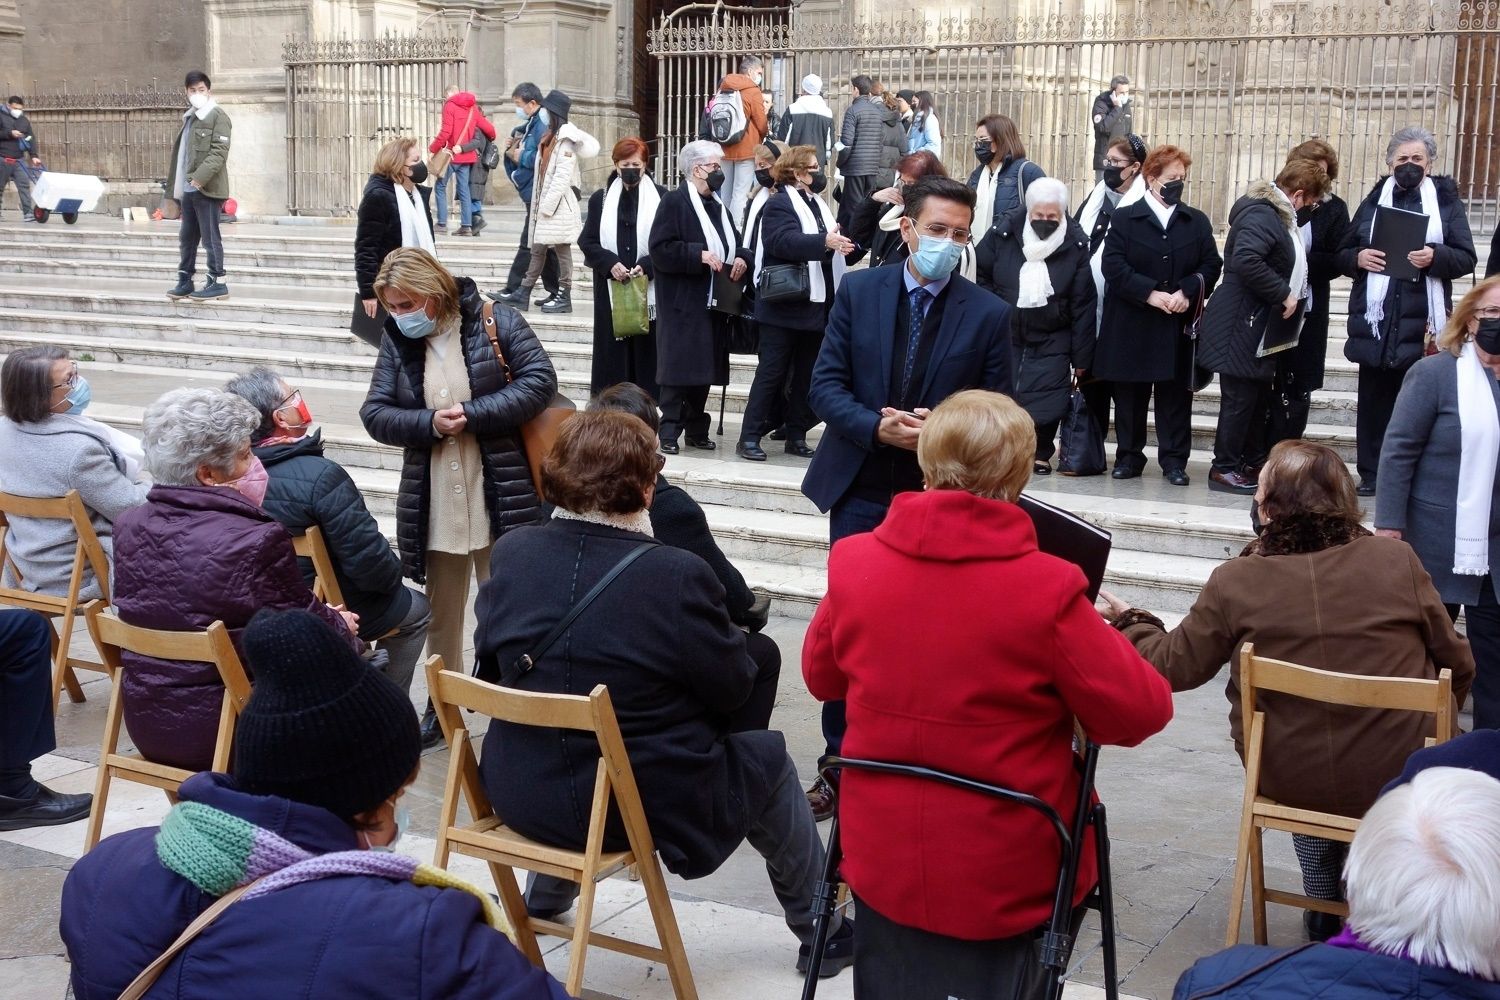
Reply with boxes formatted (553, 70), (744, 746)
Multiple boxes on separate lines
(102, 752), (195, 792)
(448, 817), (635, 882)
(1253, 797), (1360, 840)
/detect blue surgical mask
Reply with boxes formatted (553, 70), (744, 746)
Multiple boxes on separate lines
(391, 307), (436, 339)
(514, 105), (528, 121)
(62, 376), (92, 415)
(909, 234), (965, 280)
(363, 802), (410, 853)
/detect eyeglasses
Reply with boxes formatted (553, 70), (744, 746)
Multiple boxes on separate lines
(1104, 157), (1132, 168)
(52, 362), (79, 390)
(1475, 306), (1500, 320)
(916, 222), (972, 245)
(654, 454), (668, 472)
(277, 388), (303, 410)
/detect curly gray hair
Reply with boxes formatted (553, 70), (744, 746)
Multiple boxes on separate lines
(678, 139), (725, 178)
(1386, 125), (1437, 165)
(142, 387), (260, 486)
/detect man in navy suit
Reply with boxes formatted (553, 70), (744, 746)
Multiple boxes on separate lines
(800, 175), (1013, 817)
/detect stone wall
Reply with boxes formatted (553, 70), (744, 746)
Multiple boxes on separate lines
(7, 0), (206, 93)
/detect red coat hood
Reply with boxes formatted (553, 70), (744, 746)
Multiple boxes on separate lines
(446, 91), (477, 110)
(869, 488), (1039, 564)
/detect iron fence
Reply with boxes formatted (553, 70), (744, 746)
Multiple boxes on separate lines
(284, 33), (467, 216)
(18, 86), (184, 185)
(650, 1), (1500, 232)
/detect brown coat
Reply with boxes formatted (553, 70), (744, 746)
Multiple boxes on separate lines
(1121, 532), (1474, 818)
(717, 73), (768, 161)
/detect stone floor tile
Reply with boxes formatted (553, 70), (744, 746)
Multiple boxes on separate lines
(0, 955), (73, 1000)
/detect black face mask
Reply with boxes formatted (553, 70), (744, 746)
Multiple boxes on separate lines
(1475, 317), (1500, 355)
(1103, 165), (1126, 190)
(1295, 203), (1319, 227)
(1030, 219), (1060, 240)
(1250, 499), (1265, 537)
(807, 171), (828, 195)
(408, 162), (429, 185)
(1158, 179), (1185, 206)
(704, 168), (726, 193)
(619, 167), (642, 186)
(754, 167), (774, 189)
(974, 141), (995, 166)
(1393, 163), (1425, 191)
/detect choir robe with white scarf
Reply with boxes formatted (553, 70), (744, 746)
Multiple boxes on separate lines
(579, 173), (668, 396)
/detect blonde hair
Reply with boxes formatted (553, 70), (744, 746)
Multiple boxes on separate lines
(373, 248), (462, 327)
(917, 390), (1035, 502)
(1438, 275), (1500, 356)
(372, 137), (419, 183)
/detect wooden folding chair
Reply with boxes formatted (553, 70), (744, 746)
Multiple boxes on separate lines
(1226, 643), (1454, 946)
(83, 603), (253, 851)
(426, 657), (697, 1000)
(0, 490), (113, 709)
(290, 525), (345, 608)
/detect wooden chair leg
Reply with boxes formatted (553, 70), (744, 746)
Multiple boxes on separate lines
(490, 861), (543, 967)
(83, 671), (128, 851)
(49, 624), (84, 710)
(1226, 809), (1254, 947)
(1248, 826), (1269, 946)
(83, 762), (112, 853)
(634, 852), (698, 1000)
(564, 869), (599, 997)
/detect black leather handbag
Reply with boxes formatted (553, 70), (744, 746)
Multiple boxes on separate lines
(756, 262), (811, 303)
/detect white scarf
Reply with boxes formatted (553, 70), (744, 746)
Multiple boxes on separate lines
(876, 202), (976, 282)
(1365, 176), (1446, 340)
(394, 182), (436, 257)
(1087, 176), (1146, 329)
(778, 189), (847, 303)
(686, 183), (737, 306)
(601, 175), (662, 312)
(1270, 186), (1309, 307)
(972, 164), (1001, 248)
(1454, 341), (1499, 576)
(1017, 219), (1068, 308)
(744, 186), (772, 238)
(1299, 220), (1315, 311)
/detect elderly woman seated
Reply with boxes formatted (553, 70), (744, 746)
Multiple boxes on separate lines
(0, 346), (149, 599)
(803, 389), (1173, 1000)
(1100, 438), (1475, 941)
(473, 409), (854, 977)
(111, 388), (364, 772)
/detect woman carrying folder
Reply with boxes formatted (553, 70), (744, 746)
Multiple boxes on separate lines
(1337, 125), (1476, 497)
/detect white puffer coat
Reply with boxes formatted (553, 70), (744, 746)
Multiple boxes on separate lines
(529, 121), (601, 245)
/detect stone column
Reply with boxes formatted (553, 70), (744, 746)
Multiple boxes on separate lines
(0, 0), (25, 93)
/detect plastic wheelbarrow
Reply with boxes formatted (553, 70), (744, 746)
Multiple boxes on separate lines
(29, 168), (106, 224)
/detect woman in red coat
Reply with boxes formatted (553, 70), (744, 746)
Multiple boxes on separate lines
(802, 389), (1173, 999)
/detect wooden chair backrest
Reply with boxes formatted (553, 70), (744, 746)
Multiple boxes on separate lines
(87, 604), (252, 714)
(0, 489), (112, 611)
(290, 525), (345, 608)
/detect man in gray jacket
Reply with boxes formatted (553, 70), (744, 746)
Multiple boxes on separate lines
(835, 75), (887, 231)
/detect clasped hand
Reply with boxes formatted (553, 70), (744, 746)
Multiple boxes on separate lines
(877, 407), (928, 450)
(433, 405), (467, 437)
(1147, 289), (1190, 314)
(610, 263), (644, 282)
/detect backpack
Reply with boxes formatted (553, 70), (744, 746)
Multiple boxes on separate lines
(480, 132), (502, 171)
(701, 87), (749, 145)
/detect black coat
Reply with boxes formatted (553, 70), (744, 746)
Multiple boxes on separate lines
(1090, 91), (1133, 171)
(1338, 175), (1476, 370)
(359, 278), (557, 583)
(753, 188), (838, 332)
(650, 475), (758, 624)
(253, 431), (411, 640)
(578, 176), (666, 397)
(1279, 192), (1351, 389)
(976, 209), (1097, 425)
(649, 184), (749, 387)
(0, 109), (36, 159)
(1093, 198), (1223, 383)
(474, 518), (786, 879)
(1488, 220), (1499, 278)
(354, 175), (435, 300)
(1198, 182), (1300, 381)
(968, 157), (1049, 238)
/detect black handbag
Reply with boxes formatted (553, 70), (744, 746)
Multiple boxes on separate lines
(756, 262), (811, 303)
(1183, 275), (1214, 393)
(1056, 386), (1107, 477)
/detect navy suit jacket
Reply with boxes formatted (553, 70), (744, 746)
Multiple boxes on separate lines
(802, 263), (1014, 512)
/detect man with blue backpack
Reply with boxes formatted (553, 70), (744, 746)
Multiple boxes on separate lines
(497, 81), (561, 305)
(1, 95), (40, 222)
(703, 55), (768, 224)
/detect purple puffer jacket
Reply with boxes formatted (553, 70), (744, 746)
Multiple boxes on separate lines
(112, 485), (362, 770)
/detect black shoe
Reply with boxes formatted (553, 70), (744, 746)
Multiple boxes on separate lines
(534, 290), (558, 307)
(767, 426), (789, 441)
(685, 437), (716, 451)
(470, 214), (487, 235)
(419, 704), (443, 750)
(190, 277), (228, 301)
(796, 919), (856, 978)
(805, 775), (836, 823)
(1208, 468), (1256, 494)
(1165, 468), (1191, 487)
(1304, 909), (1343, 942)
(1357, 479), (1376, 498)
(737, 440), (767, 461)
(1033, 460), (1052, 476)
(785, 440), (816, 458)
(1111, 466), (1141, 480)
(0, 783), (93, 832)
(167, 275), (195, 300)
(540, 290), (572, 314)
(492, 288), (525, 305)
(660, 440), (680, 455)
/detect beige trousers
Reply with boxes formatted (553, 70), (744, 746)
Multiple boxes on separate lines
(423, 546), (493, 679)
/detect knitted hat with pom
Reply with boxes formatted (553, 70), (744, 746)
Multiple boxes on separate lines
(232, 609), (420, 822)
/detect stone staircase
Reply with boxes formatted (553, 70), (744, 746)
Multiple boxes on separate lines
(0, 213), (1471, 621)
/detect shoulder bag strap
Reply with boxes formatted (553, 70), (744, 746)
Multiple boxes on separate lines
(460, 105), (477, 146)
(118, 880), (263, 1000)
(481, 300), (514, 383)
(511, 543), (655, 677)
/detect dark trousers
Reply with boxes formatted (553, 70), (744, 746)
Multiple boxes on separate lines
(0, 159), (34, 216)
(1034, 418), (1062, 462)
(1447, 576), (1500, 730)
(506, 201), (560, 295)
(836, 174), (878, 233)
(730, 630), (782, 734)
(1082, 377), (1113, 440)
(1356, 364), (1410, 485)
(1112, 377), (1192, 473)
(0, 610), (56, 796)
(742, 324), (822, 443)
(820, 493), (896, 757)
(178, 189), (225, 279)
(1212, 374), (1272, 474)
(658, 384), (711, 444)
(1265, 367), (1313, 448)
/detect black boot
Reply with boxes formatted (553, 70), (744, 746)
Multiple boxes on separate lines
(507, 287), (533, 312)
(419, 702), (443, 750)
(540, 289), (572, 314)
(167, 273), (195, 300)
(491, 288), (524, 305)
(190, 276), (229, 301)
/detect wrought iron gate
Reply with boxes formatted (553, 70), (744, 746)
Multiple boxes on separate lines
(650, 2), (1500, 231)
(284, 34), (467, 216)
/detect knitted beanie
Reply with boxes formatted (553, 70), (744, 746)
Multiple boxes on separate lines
(232, 609), (420, 822)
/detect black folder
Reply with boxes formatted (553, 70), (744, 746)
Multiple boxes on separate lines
(708, 268), (752, 317)
(1017, 493), (1113, 601)
(1371, 205), (1430, 282)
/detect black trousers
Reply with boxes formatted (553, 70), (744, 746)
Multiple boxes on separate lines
(1355, 364), (1410, 485)
(1265, 366), (1313, 448)
(505, 201), (560, 295)
(177, 189), (225, 279)
(741, 324), (821, 443)
(658, 384), (711, 443)
(1112, 377), (1192, 473)
(1034, 418), (1062, 462)
(836, 174), (878, 233)
(1082, 377), (1113, 441)
(1448, 576), (1500, 730)
(0, 610), (56, 794)
(1212, 374), (1272, 474)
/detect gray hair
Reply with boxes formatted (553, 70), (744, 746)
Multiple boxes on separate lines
(678, 140), (725, 177)
(1109, 74), (1131, 90)
(738, 54), (763, 75)
(223, 367), (288, 444)
(142, 387), (260, 486)
(1024, 177), (1070, 213)
(1386, 125), (1437, 165)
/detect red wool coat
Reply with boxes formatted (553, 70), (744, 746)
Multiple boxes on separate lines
(803, 489), (1174, 941)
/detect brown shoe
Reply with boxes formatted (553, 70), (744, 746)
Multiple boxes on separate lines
(455, 226), (472, 237)
(806, 776), (835, 822)
(1209, 468), (1257, 494)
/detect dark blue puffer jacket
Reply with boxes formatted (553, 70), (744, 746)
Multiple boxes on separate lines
(1174, 943), (1500, 999)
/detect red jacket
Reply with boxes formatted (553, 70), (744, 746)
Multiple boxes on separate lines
(803, 489), (1173, 941)
(431, 91), (497, 165)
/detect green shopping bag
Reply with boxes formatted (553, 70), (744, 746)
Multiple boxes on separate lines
(609, 274), (651, 338)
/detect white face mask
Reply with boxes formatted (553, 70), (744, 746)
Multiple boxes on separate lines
(7, 106), (21, 118)
(188, 92), (210, 111)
